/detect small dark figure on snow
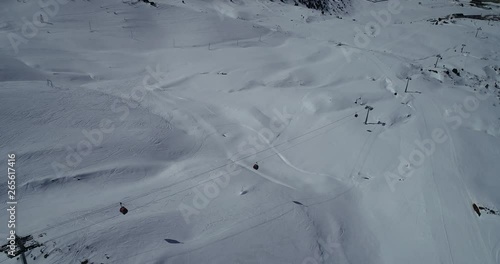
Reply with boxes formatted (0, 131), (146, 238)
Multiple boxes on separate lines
(253, 163), (259, 170)
(472, 203), (480, 217)
(140, 0), (157, 7)
(119, 202), (128, 215)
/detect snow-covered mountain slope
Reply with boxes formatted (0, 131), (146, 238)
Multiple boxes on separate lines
(1, 0), (499, 263)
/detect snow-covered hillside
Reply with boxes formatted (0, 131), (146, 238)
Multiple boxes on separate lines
(1, 0), (499, 263)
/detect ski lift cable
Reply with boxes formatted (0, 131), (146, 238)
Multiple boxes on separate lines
(347, 123), (384, 180)
(34, 108), (362, 243)
(109, 202), (296, 263)
(35, 108), (360, 235)
(143, 114), (357, 204)
(46, 154), (372, 264)
(255, 114), (356, 163)
(347, 129), (373, 179)
(108, 175), (371, 263)
(144, 112), (358, 203)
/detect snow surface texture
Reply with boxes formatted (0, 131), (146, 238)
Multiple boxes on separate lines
(1, 0), (500, 263)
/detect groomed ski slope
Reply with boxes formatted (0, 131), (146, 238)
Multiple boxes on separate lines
(0, 0), (500, 263)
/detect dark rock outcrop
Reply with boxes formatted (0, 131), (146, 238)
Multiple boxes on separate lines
(281, 0), (351, 14)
